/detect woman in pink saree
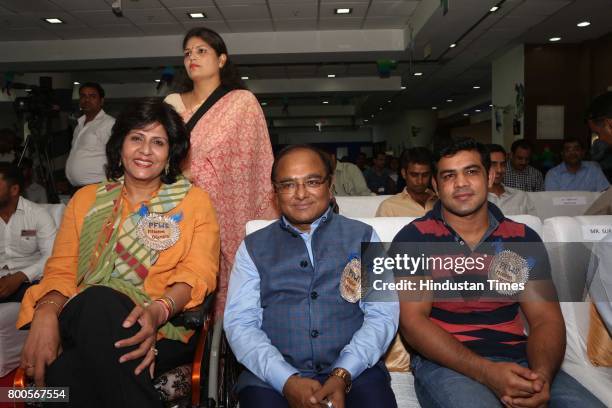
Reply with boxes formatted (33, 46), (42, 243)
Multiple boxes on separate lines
(165, 27), (276, 316)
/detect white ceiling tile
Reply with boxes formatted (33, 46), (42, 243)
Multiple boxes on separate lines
(138, 22), (184, 35)
(229, 19), (274, 32)
(168, 6), (223, 22)
(22, 11), (87, 26)
(123, 8), (176, 24)
(0, 0), (60, 13)
(4, 27), (59, 40)
(0, 14), (44, 29)
(362, 16), (407, 28)
(92, 23), (143, 37)
(72, 10), (130, 26)
(368, 1), (418, 17)
(212, 0), (265, 4)
(319, 3), (369, 18)
(47, 27), (99, 39)
(158, 0), (215, 6)
(319, 0), (370, 3)
(102, 0), (162, 9)
(50, 0), (110, 11)
(319, 17), (362, 29)
(269, 2), (317, 19)
(274, 18), (317, 31)
(182, 20), (230, 33)
(0, 5), (13, 15)
(218, 4), (270, 20)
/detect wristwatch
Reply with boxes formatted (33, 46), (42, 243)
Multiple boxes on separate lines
(329, 367), (352, 393)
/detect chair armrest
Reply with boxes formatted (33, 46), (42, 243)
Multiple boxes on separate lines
(169, 293), (215, 330)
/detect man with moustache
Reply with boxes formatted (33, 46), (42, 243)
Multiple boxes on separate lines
(395, 139), (603, 408)
(544, 138), (609, 192)
(65, 82), (115, 188)
(503, 139), (544, 192)
(487, 144), (535, 215)
(224, 145), (398, 408)
(0, 163), (56, 376)
(376, 147), (437, 217)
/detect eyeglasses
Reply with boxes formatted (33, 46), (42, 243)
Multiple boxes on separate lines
(183, 45), (209, 59)
(274, 176), (329, 195)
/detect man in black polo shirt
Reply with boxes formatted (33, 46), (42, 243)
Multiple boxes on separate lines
(396, 139), (603, 408)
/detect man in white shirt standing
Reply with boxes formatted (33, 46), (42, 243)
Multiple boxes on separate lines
(487, 144), (536, 215)
(0, 163), (56, 376)
(65, 82), (115, 187)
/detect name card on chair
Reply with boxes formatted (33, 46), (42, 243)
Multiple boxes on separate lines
(553, 196), (587, 206)
(581, 225), (612, 241)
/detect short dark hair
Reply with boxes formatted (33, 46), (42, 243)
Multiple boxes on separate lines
(79, 82), (105, 98)
(399, 147), (433, 170)
(0, 162), (24, 193)
(510, 139), (533, 154)
(105, 98), (189, 184)
(486, 144), (506, 155)
(271, 144), (333, 184)
(587, 91), (612, 124)
(435, 138), (490, 176)
(183, 27), (246, 91)
(562, 137), (583, 150)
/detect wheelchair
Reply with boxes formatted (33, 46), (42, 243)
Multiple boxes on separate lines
(14, 294), (242, 408)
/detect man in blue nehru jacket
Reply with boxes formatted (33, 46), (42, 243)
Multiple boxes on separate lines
(224, 145), (399, 408)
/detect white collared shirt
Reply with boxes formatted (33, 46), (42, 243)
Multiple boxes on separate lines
(65, 109), (115, 186)
(0, 197), (57, 282)
(488, 185), (536, 216)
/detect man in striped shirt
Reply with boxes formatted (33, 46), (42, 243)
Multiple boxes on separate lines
(396, 139), (603, 408)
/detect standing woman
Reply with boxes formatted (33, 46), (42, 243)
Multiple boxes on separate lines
(165, 27), (276, 316)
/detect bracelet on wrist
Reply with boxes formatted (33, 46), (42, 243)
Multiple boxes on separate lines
(35, 300), (62, 316)
(154, 299), (171, 324)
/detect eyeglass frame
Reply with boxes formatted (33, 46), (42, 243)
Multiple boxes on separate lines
(273, 175), (331, 195)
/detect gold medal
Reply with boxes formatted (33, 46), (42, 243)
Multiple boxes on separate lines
(488, 250), (530, 296)
(136, 213), (180, 251)
(340, 258), (362, 303)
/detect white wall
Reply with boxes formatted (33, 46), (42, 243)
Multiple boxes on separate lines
(373, 109), (437, 155)
(492, 44), (524, 148)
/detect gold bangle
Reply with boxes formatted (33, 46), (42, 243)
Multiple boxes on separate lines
(35, 300), (62, 315)
(157, 297), (173, 317)
(164, 294), (177, 315)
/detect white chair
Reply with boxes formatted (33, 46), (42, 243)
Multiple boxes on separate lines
(542, 215), (612, 406)
(528, 191), (602, 220)
(335, 195), (392, 218)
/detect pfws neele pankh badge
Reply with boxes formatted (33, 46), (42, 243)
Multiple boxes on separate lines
(488, 250), (530, 296)
(340, 255), (362, 303)
(136, 213), (180, 251)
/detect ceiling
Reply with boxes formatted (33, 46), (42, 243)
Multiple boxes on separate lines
(1, 0), (611, 128)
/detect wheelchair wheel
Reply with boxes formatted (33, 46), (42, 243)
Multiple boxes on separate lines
(217, 333), (240, 408)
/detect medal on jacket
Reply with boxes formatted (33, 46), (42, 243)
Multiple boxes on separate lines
(136, 204), (182, 251)
(340, 254), (362, 303)
(488, 249), (530, 295)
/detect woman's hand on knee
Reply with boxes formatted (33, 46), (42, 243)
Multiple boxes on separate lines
(115, 304), (162, 373)
(20, 310), (61, 387)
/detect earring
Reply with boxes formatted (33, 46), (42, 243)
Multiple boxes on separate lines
(118, 159), (122, 169)
(164, 162), (170, 175)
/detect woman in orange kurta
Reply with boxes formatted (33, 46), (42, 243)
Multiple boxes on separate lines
(165, 27), (276, 316)
(18, 99), (220, 407)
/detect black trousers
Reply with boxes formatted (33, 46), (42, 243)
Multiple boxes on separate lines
(45, 286), (196, 408)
